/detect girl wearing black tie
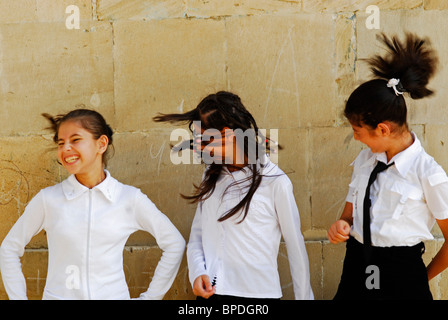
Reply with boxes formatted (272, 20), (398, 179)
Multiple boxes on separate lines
(328, 33), (448, 300)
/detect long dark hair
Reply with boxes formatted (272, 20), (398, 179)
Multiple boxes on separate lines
(154, 91), (270, 223)
(42, 107), (114, 167)
(345, 33), (438, 129)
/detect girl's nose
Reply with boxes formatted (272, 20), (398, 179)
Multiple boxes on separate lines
(63, 143), (72, 151)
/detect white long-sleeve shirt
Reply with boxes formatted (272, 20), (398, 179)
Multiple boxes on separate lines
(0, 170), (185, 300)
(187, 157), (313, 299)
(346, 133), (448, 247)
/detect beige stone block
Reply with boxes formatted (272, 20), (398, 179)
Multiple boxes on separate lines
(226, 14), (337, 129)
(276, 243), (292, 299)
(334, 13), (357, 126)
(322, 240), (346, 299)
(0, 136), (63, 248)
(186, 0), (301, 18)
(0, 0), (92, 24)
(124, 246), (192, 299)
(302, 0), (423, 13)
(0, 0), (36, 23)
(0, 21), (114, 136)
(0, 1), (37, 24)
(422, 125), (448, 173)
(310, 127), (365, 230)
(277, 128), (311, 232)
(306, 241), (324, 299)
(355, 10), (448, 126)
(108, 131), (204, 244)
(356, 10), (424, 60)
(167, 252), (194, 299)
(277, 241), (321, 299)
(335, 13), (356, 91)
(113, 19), (227, 132)
(18, 249), (49, 300)
(36, 0), (92, 22)
(97, 0), (186, 21)
(424, 0), (448, 10)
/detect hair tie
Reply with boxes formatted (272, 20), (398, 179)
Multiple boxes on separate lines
(387, 78), (404, 96)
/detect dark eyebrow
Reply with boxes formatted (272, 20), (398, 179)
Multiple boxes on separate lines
(57, 133), (82, 142)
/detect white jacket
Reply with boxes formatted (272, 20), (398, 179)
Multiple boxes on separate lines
(0, 171), (185, 300)
(187, 157), (314, 299)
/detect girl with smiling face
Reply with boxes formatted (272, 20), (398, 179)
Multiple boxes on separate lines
(0, 108), (185, 300)
(56, 117), (109, 188)
(328, 33), (448, 300)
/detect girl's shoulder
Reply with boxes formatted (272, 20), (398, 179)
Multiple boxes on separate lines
(100, 175), (144, 201)
(108, 177), (157, 204)
(351, 148), (373, 168)
(412, 148), (447, 181)
(262, 160), (293, 188)
(39, 179), (65, 196)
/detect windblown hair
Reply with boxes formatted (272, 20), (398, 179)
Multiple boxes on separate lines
(154, 91), (274, 223)
(42, 107), (114, 167)
(345, 33), (438, 129)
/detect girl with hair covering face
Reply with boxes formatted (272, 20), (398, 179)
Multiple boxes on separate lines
(154, 91), (313, 300)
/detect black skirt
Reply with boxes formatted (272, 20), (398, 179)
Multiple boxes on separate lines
(334, 237), (433, 300)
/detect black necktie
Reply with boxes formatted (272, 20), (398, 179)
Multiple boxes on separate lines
(363, 161), (394, 250)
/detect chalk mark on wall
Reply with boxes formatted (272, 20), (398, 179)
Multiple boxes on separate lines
(149, 142), (166, 176)
(0, 160), (30, 215)
(264, 26), (300, 126)
(27, 269), (46, 295)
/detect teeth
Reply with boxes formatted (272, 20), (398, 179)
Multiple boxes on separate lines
(65, 156), (79, 164)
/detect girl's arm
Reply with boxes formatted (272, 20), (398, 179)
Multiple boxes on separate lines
(133, 190), (185, 300)
(0, 191), (46, 300)
(422, 170), (448, 281)
(186, 203), (214, 297)
(427, 218), (448, 281)
(328, 202), (353, 244)
(274, 178), (314, 300)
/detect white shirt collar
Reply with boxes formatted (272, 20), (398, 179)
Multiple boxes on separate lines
(62, 169), (117, 202)
(221, 154), (275, 179)
(361, 132), (422, 177)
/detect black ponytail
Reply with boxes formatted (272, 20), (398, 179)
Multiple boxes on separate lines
(345, 33), (438, 129)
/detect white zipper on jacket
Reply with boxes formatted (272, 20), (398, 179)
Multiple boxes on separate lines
(86, 189), (93, 299)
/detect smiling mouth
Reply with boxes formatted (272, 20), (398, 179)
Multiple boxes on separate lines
(64, 156), (79, 164)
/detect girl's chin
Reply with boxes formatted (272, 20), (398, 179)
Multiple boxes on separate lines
(62, 163), (80, 175)
(64, 169), (79, 176)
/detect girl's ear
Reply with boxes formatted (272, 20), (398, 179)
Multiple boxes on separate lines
(377, 122), (392, 137)
(97, 135), (109, 155)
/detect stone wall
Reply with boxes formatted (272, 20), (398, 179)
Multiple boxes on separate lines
(1, 0), (448, 300)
